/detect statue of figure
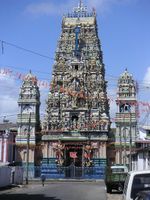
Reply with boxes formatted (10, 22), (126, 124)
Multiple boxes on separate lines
(84, 144), (93, 167)
(54, 141), (65, 167)
(124, 103), (131, 112)
(72, 93), (78, 108)
(72, 119), (76, 129)
(64, 121), (68, 130)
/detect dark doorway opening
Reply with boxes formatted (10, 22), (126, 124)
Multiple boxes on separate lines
(65, 145), (83, 178)
(71, 114), (79, 129)
(75, 65), (78, 71)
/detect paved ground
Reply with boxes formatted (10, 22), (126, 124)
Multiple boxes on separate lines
(0, 182), (107, 200)
(107, 192), (122, 200)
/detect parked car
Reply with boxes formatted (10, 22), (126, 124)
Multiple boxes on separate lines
(105, 165), (128, 193)
(135, 190), (150, 200)
(122, 170), (150, 200)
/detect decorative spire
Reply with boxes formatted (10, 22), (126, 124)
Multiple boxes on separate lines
(119, 69), (133, 85)
(73, 0), (87, 16)
(65, 0), (95, 18)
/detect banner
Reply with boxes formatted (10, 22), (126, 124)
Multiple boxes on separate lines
(69, 152), (77, 158)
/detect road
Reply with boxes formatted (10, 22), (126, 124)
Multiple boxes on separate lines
(107, 192), (122, 200)
(0, 182), (106, 200)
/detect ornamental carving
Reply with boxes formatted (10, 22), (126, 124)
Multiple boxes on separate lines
(52, 141), (65, 166)
(44, 1), (110, 142)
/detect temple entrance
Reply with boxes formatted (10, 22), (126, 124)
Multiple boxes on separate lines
(65, 145), (83, 178)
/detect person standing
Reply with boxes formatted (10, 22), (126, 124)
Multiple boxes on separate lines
(41, 174), (46, 186)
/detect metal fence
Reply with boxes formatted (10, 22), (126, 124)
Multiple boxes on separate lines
(22, 165), (105, 180)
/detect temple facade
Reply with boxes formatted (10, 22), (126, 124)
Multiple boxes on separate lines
(42, 1), (110, 175)
(115, 69), (138, 168)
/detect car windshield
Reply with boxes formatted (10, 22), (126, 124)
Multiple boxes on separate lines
(135, 191), (150, 200)
(112, 168), (125, 173)
(131, 174), (150, 199)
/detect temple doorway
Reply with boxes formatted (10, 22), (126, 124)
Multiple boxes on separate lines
(65, 145), (83, 178)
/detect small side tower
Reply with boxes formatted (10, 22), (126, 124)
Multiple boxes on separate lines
(115, 69), (138, 167)
(16, 71), (40, 167)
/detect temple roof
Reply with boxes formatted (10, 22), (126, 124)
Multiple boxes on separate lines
(118, 69), (135, 85)
(23, 70), (37, 86)
(120, 68), (133, 79)
(24, 70), (37, 81)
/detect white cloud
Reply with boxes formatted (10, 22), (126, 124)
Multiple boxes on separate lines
(25, 2), (59, 16)
(0, 74), (19, 122)
(39, 87), (49, 120)
(24, 1), (74, 16)
(108, 88), (117, 127)
(143, 67), (150, 85)
(87, 0), (138, 14)
(0, 96), (18, 115)
(0, 73), (49, 123)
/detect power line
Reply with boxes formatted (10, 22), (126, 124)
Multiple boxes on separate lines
(0, 39), (54, 60)
(0, 40), (149, 89)
(0, 114), (17, 119)
(0, 39), (149, 89)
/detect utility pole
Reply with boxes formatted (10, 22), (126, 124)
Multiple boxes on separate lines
(119, 125), (122, 164)
(123, 113), (127, 166)
(129, 112), (132, 171)
(123, 127), (127, 165)
(26, 112), (31, 185)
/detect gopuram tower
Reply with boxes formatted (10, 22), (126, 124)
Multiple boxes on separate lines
(42, 1), (110, 178)
(115, 69), (138, 169)
(16, 71), (41, 167)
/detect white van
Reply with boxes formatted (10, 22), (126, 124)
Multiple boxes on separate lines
(122, 170), (150, 200)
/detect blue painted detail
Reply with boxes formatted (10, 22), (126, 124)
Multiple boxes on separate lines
(42, 157), (56, 165)
(40, 165), (105, 179)
(21, 165), (106, 179)
(92, 158), (107, 167)
(74, 26), (80, 56)
(39, 158), (106, 179)
(21, 158), (106, 180)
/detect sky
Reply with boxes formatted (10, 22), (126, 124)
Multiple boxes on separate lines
(0, 0), (150, 126)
